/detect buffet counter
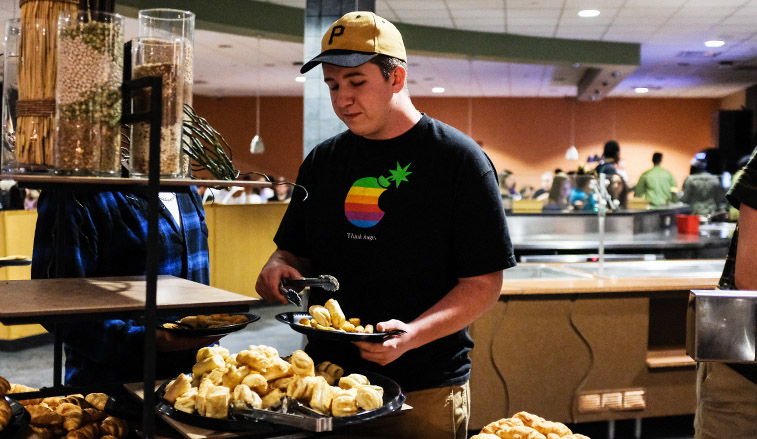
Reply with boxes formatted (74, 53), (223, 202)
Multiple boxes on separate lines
(469, 259), (723, 429)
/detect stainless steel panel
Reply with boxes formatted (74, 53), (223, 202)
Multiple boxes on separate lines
(686, 290), (757, 363)
(563, 260), (725, 279)
(502, 264), (594, 280)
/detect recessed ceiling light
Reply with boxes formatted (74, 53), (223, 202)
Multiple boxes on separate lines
(634, 87), (649, 94)
(295, 76), (306, 83)
(432, 87), (445, 94)
(705, 40), (725, 48)
(578, 9), (600, 18)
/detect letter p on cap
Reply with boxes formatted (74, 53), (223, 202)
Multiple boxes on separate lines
(328, 25), (345, 45)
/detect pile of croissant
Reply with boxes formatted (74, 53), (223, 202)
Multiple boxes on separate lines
(0, 376), (11, 432)
(299, 298), (374, 333)
(163, 345), (385, 419)
(472, 411), (590, 439)
(0, 375), (127, 439)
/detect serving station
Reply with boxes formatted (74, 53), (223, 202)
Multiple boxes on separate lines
(469, 259), (724, 430)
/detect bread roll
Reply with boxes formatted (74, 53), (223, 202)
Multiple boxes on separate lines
(100, 416), (128, 438)
(81, 408), (105, 424)
(163, 374), (192, 404)
(232, 384), (262, 409)
(29, 425), (55, 439)
(261, 357), (293, 381)
(338, 374), (369, 390)
(355, 385), (383, 411)
(222, 365), (249, 389)
(65, 422), (100, 439)
(0, 377), (10, 397)
(192, 355), (226, 376)
(56, 402), (84, 431)
(0, 397), (11, 430)
(237, 349), (272, 372)
(204, 386), (230, 419)
(241, 373), (268, 394)
(496, 426), (546, 439)
(308, 305), (331, 327)
(290, 350), (315, 377)
(27, 404), (63, 426)
(308, 377), (334, 415)
(331, 392), (358, 417)
(470, 435), (501, 439)
(324, 299), (346, 329)
(196, 345), (230, 362)
(174, 388), (198, 414)
(315, 361), (344, 385)
(260, 388), (284, 410)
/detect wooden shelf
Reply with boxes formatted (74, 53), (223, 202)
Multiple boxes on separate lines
(646, 349), (696, 369)
(0, 275), (259, 325)
(2, 173), (272, 189)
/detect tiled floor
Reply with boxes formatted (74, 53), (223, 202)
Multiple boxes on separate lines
(0, 303), (694, 439)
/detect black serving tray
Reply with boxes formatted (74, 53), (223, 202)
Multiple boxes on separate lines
(155, 371), (405, 432)
(0, 397), (30, 438)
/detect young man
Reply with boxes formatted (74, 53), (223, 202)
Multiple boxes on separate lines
(634, 152), (677, 208)
(255, 11), (515, 438)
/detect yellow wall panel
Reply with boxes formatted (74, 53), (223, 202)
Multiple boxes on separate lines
(206, 203), (287, 298)
(0, 210), (45, 340)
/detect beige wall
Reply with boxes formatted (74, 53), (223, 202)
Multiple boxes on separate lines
(720, 90), (747, 110)
(193, 94), (728, 189)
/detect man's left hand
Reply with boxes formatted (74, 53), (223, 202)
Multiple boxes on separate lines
(353, 319), (415, 366)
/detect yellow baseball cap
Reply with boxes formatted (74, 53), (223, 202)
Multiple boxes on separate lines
(300, 11), (406, 74)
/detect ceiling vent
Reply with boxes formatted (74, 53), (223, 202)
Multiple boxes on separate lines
(676, 51), (720, 58)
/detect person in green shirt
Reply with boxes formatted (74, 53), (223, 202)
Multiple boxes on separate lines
(634, 152), (678, 207)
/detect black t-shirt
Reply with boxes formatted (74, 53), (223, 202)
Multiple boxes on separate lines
(275, 114), (516, 391)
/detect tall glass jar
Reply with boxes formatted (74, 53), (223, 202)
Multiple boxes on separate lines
(138, 8), (194, 177)
(54, 11), (124, 176)
(2, 19), (21, 173)
(129, 37), (184, 178)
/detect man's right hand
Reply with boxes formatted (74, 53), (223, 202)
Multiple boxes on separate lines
(255, 249), (307, 305)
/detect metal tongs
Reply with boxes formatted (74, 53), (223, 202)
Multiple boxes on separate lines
(279, 275), (340, 307)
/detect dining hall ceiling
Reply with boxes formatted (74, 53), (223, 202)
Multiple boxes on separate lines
(3, 0), (757, 99)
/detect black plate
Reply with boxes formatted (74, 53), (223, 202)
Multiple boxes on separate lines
(0, 397), (30, 437)
(159, 313), (260, 337)
(275, 312), (398, 343)
(155, 371), (405, 432)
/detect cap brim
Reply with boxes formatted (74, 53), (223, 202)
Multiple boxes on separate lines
(300, 50), (377, 74)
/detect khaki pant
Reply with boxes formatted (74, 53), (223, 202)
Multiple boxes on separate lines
(339, 381), (470, 439)
(694, 362), (757, 439)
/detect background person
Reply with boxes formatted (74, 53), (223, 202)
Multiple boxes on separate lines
(31, 188), (217, 385)
(680, 150), (729, 216)
(255, 11), (514, 439)
(542, 172), (572, 212)
(634, 152), (677, 208)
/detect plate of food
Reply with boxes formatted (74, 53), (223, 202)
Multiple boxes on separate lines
(154, 346), (405, 432)
(275, 299), (405, 343)
(0, 397), (30, 438)
(275, 312), (404, 343)
(160, 313), (260, 337)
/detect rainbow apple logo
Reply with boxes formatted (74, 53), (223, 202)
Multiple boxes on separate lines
(344, 162), (412, 228)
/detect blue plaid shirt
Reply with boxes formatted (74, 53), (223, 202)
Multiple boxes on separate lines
(31, 188), (209, 385)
